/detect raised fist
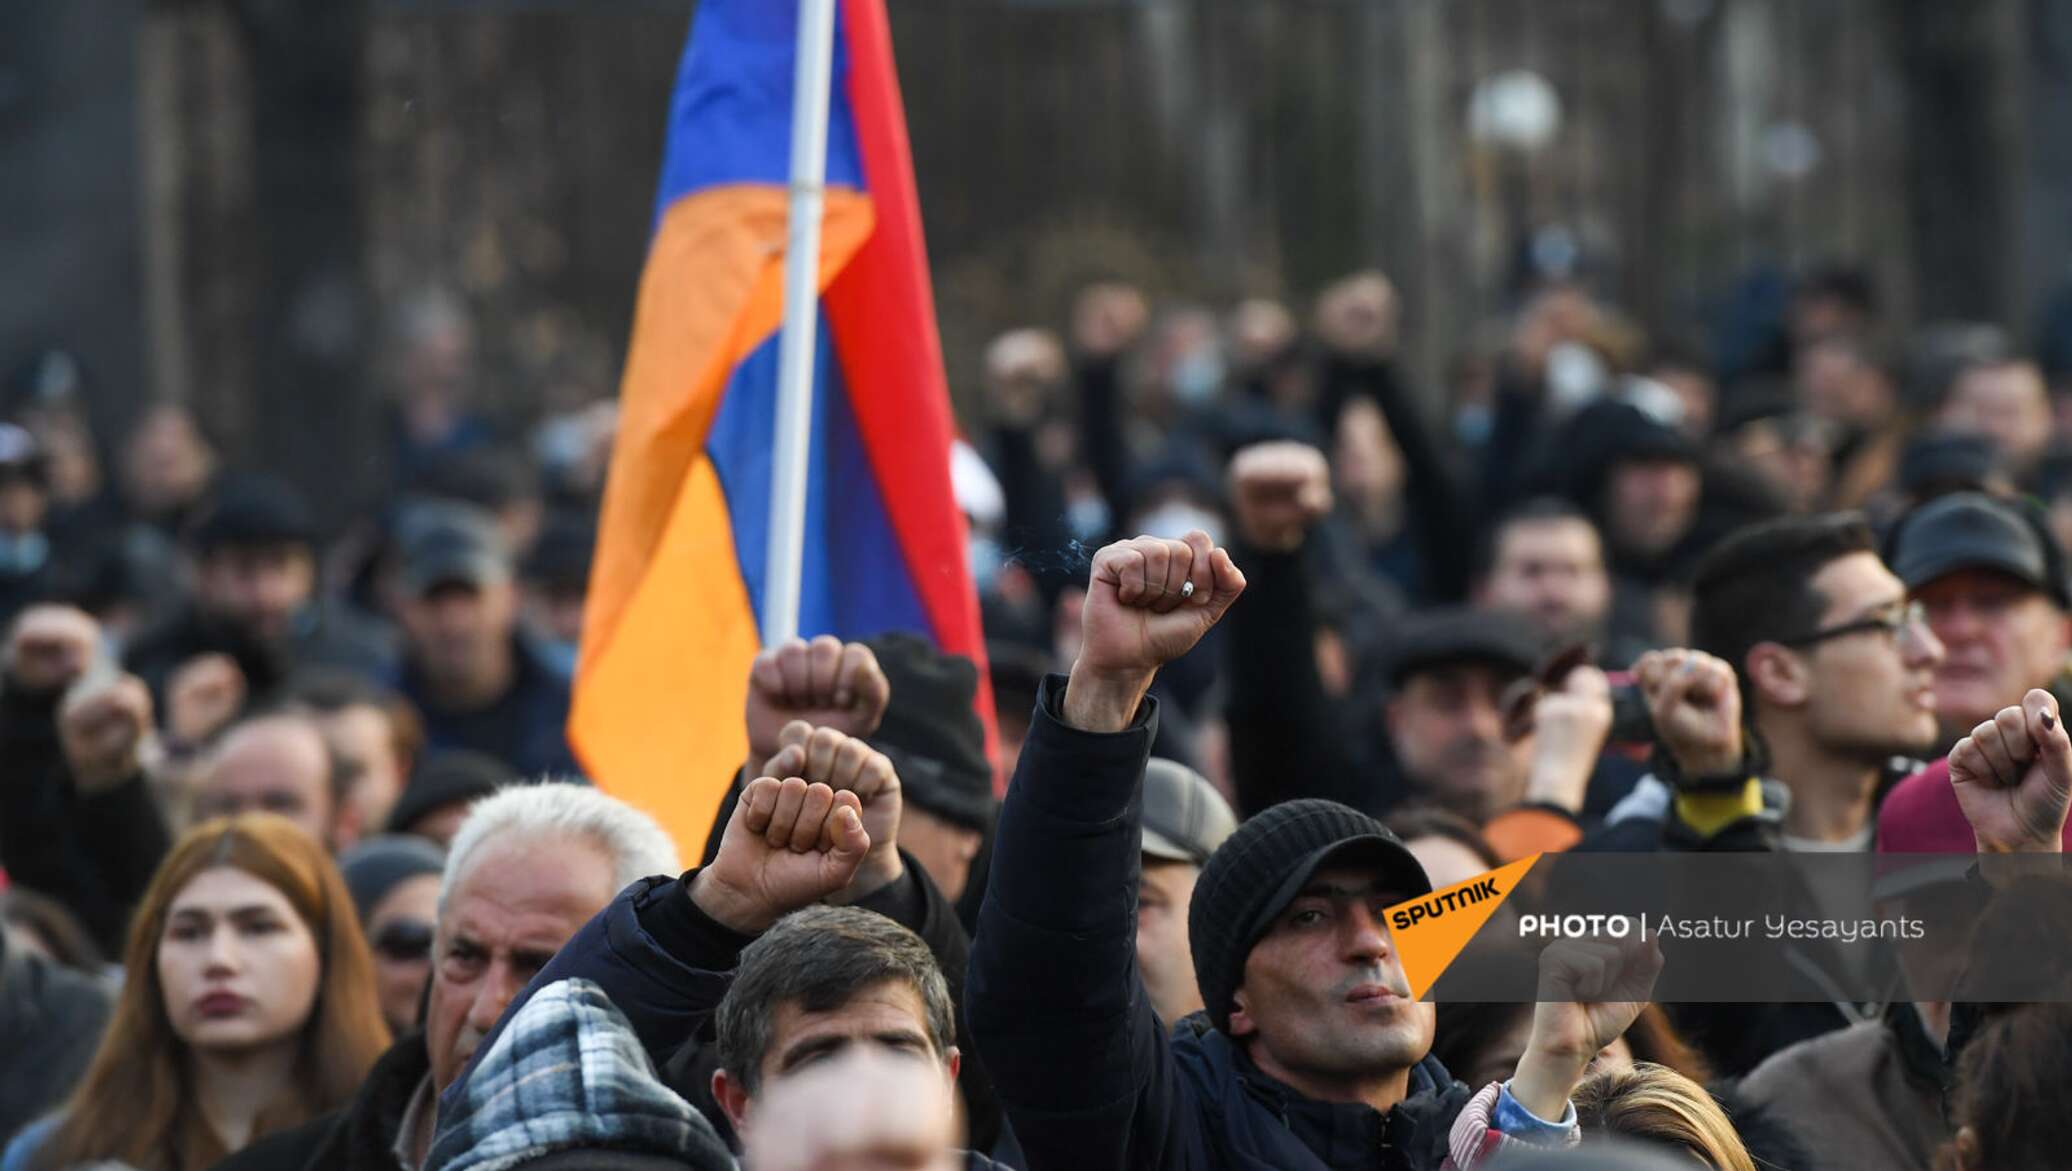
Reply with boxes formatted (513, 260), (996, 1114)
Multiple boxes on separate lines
(1949, 689), (2071, 854)
(1228, 441), (1333, 553)
(59, 671), (155, 794)
(985, 328), (1068, 427)
(691, 775), (872, 935)
(763, 720), (904, 898)
(4, 605), (100, 696)
(743, 636), (890, 782)
(165, 653), (247, 747)
(1313, 271), (1400, 359)
(1633, 648), (1743, 779)
(1071, 283), (1150, 361)
(1065, 531), (1244, 732)
(1512, 936), (1664, 1119)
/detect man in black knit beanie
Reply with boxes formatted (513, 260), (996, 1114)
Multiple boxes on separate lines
(967, 530), (1656, 1171)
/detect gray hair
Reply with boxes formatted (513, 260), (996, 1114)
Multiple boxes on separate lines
(715, 905), (955, 1094)
(441, 782), (679, 912)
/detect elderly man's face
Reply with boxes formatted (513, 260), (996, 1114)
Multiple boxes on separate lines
(425, 834), (617, 1093)
(1386, 662), (1532, 821)
(1917, 569), (2071, 736)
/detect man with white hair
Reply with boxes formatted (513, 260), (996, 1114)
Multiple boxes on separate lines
(212, 782), (679, 1171)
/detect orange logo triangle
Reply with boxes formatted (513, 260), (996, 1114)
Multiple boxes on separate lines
(1384, 853), (1541, 1000)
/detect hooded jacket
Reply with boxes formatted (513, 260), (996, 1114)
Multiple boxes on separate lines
(967, 678), (1544, 1171)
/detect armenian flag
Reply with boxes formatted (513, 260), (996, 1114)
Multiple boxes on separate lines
(573, 0), (993, 858)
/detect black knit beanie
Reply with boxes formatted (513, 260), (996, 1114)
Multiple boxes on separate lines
(1187, 798), (1431, 1034)
(866, 631), (993, 831)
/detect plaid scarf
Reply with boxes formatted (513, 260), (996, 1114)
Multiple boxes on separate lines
(425, 978), (734, 1171)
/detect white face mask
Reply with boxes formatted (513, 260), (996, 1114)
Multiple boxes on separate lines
(1133, 503), (1224, 547)
(1546, 341), (1609, 413)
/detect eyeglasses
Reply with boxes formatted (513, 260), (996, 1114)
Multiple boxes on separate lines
(370, 920), (434, 963)
(1778, 600), (1930, 649)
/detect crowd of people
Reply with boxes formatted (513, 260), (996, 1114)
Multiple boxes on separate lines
(2, 262), (2071, 1170)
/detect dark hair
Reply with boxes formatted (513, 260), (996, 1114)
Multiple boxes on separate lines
(0, 887), (105, 972)
(1798, 264), (1879, 318)
(1431, 999), (1533, 1089)
(1474, 497), (1602, 583)
(282, 668), (426, 781)
(1384, 806), (1500, 872)
(1939, 1002), (2072, 1171)
(715, 906), (954, 1095)
(1688, 513), (1876, 705)
(34, 815), (389, 1170)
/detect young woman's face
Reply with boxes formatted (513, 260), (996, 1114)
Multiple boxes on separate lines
(158, 866), (322, 1054)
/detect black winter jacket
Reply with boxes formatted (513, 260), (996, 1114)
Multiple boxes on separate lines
(967, 677), (1473, 1171)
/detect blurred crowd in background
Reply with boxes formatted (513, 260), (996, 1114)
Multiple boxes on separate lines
(2, 251), (2072, 1171)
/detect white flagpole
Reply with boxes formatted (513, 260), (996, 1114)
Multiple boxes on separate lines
(762, 0), (840, 647)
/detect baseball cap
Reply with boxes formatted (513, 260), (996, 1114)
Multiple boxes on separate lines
(1187, 799), (1431, 1032)
(1884, 491), (2070, 607)
(1383, 606), (1542, 691)
(398, 500), (512, 595)
(1140, 758), (1237, 867)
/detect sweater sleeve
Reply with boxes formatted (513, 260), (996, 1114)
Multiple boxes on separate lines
(1322, 353), (1476, 602)
(0, 686), (156, 955)
(966, 675), (1197, 1171)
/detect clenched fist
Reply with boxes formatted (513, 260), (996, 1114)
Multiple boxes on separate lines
(1513, 936), (1664, 1120)
(1634, 648), (1743, 780)
(1071, 283), (1150, 361)
(4, 605), (100, 697)
(1312, 270), (1400, 359)
(692, 775), (873, 935)
(1228, 442), (1332, 554)
(743, 636), (890, 782)
(1064, 532), (1245, 733)
(762, 720), (905, 900)
(60, 671), (155, 794)
(165, 653), (247, 747)
(1949, 689), (2071, 854)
